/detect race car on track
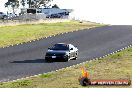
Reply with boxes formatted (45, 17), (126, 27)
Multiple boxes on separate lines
(45, 43), (78, 62)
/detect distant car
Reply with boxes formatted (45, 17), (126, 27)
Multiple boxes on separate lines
(45, 43), (78, 62)
(46, 14), (61, 18)
(0, 12), (7, 19)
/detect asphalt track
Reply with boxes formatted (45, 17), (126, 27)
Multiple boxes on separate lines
(0, 25), (132, 82)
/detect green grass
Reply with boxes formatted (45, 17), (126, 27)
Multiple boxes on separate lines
(0, 46), (132, 88)
(0, 20), (103, 48)
(39, 74), (52, 78)
(110, 51), (124, 59)
(0, 80), (33, 88)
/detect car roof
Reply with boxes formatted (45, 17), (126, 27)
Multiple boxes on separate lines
(57, 43), (66, 44)
(56, 43), (72, 45)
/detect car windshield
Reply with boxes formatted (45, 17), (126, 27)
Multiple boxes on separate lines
(50, 44), (69, 50)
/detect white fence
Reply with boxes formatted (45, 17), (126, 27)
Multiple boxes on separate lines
(0, 19), (71, 27)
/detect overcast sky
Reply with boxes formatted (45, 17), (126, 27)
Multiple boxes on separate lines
(1, 0), (132, 25)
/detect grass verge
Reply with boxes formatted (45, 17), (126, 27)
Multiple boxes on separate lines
(0, 46), (132, 88)
(0, 20), (104, 48)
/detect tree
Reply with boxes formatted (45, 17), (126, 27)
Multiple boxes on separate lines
(21, 0), (26, 8)
(27, 0), (31, 8)
(5, 0), (19, 14)
(27, 0), (53, 8)
(52, 4), (59, 8)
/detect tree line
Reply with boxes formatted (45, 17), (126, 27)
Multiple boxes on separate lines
(4, 0), (59, 14)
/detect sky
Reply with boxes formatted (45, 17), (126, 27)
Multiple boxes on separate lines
(1, 0), (132, 25)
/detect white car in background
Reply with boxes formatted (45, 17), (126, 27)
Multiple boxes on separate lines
(7, 13), (17, 19)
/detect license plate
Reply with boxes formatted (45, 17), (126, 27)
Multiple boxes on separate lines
(52, 56), (56, 58)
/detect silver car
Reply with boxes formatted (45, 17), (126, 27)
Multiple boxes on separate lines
(0, 12), (7, 19)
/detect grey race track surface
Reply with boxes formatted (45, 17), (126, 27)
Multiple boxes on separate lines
(0, 25), (132, 82)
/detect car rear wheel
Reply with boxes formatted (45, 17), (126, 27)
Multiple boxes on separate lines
(73, 56), (77, 60)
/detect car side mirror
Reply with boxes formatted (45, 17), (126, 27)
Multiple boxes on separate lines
(70, 48), (73, 50)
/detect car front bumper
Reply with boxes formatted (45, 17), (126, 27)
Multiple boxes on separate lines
(45, 55), (68, 61)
